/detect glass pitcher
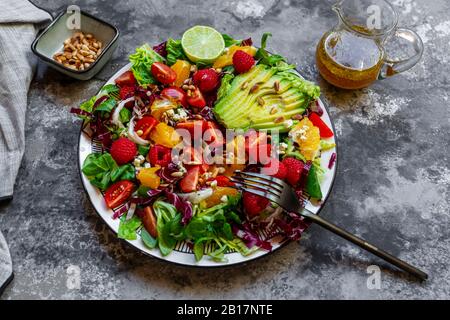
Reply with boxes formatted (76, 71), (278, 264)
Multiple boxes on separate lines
(316, 0), (423, 89)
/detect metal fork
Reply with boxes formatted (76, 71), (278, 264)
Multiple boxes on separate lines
(231, 171), (428, 281)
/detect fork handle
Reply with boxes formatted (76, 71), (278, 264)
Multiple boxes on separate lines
(301, 211), (428, 281)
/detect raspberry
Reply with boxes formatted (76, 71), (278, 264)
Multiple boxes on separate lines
(261, 158), (287, 180)
(148, 145), (172, 167)
(110, 138), (137, 165)
(192, 69), (220, 92)
(243, 192), (269, 217)
(281, 157), (304, 186)
(232, 50), (255, 74)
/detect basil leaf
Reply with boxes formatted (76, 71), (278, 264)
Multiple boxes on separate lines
(141, 228), (158, 249)
(138, 145), (150, 157)
(111, 164), (135, 182)
(82, 153), (134, 191)
(118, 215), (142, 240)
(82, 153), (116, 176)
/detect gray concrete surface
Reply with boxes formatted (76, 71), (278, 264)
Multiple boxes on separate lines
(0, 0), (449, 299)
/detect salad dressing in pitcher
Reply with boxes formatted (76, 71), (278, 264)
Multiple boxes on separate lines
(316, 26), (385, 89)
(316, 0), (423, 90)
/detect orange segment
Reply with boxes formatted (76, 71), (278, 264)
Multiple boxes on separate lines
(204, 187), (239, 208)
(137, 166), (161, 189)
(171, 60), (191, 87)
(290, 118), (321, 161)
(213, 45), (257, 69)
(149, 123), (181, 148)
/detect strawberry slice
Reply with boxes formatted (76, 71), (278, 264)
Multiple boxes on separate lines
(243, 192), (269, 217)
(261, 158), (287, 180)
(179, 165), (200, 193)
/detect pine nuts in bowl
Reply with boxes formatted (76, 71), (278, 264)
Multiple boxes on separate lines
(53, 32), (103, 71)
(32, 10), (119, 80)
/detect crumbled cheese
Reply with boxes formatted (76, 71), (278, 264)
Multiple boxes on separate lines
(202, 172), (212, 180)
(210, 180), (218, 188)
(283, 119), (294, 128)
(289, 125), (309, 141)
(220, 195), (228, 203)
(143, 162), (151, 168)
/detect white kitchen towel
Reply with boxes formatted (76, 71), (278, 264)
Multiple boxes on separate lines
(0, 232), (13, 296)
(0, 0), (51, 294)
(0, 0), (51, 199)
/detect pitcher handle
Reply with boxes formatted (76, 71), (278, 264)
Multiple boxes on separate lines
(378, 28), (424, 79)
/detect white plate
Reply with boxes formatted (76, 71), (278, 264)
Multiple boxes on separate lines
(78, 63), (337, 267)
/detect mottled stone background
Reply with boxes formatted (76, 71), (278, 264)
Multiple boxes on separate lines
(0, 0), (449, 299)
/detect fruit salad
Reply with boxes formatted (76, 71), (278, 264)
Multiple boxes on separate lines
(73, 26), (336, 262)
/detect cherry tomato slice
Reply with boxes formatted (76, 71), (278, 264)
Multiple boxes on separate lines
(308, 112), (334, 138)
(151, 62), (177, 85)
(161, 86), (188, 108)
(187, 87), (206, 108)
(115, 71), (136, 87)
(104, 180), (134, 209)
(135, 116), (159, 140)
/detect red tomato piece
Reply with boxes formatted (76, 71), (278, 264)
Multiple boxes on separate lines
(135, 116), (159, 140)
(115, 71), (136, 87)
(161, 86), (188, 107)
(104, 180), (134, 209)
(151, 62), (177, 85)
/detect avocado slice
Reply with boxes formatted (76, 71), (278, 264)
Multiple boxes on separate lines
(214, 65), (320, 132)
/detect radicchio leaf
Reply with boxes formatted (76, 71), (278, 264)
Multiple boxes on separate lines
(232, 222), (272, 251)
(164, 190), (193, 225)
(241, 38), (253, 46)
(153, 41), (167, 57)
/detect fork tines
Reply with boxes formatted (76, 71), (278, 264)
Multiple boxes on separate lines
(231, 171), (285, 202)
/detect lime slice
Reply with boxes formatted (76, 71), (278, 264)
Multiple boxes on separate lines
(181, 26), (225, 64)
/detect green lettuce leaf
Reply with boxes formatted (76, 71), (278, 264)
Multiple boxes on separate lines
(118, 215), (142, 240)
(129, 44), (165, 86)
(166, 38), (188, 66)
(141, 228), (158, 248)
(217, 73), (235, 100)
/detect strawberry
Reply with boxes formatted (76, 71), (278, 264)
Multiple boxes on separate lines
(261, 158), (287, 180)
(233, 50), (255, 74)
(192, 69), (220, 92)
(281, 157), (304, 186)
(110, 137), (137, 165)
(148, 145), (172, 167)
(243, 192), (269, 217)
